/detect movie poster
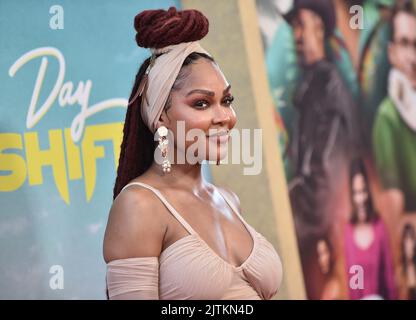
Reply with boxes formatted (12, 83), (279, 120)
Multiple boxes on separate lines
(256, 0), (416, 299)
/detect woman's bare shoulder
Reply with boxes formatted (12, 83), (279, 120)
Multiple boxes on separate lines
(103, 183), (167, 263)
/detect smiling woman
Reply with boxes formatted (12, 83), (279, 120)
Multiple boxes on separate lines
(102, 6), (283, 300)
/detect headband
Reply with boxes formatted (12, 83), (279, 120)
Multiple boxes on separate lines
(130, 41), (211, 133)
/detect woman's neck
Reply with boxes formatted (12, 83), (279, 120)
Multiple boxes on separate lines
(147, 160), (210, 194)
(356, 221), (369, 227)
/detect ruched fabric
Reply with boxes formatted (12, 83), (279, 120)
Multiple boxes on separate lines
(106, 182), (283, 300)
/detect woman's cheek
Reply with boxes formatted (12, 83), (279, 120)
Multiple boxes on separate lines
(229, 108), (237, 127)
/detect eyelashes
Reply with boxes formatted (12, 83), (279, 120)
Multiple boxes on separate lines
(192, 95), (234, 109)
(193, 100), (209, 109)
(224, 95), (234, 105)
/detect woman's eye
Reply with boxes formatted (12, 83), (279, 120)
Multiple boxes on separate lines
(223, 96), (234, 106)
(193, 100), (209, 109)
(193, 96), (234, 109)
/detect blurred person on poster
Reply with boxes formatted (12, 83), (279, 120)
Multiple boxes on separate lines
(283, 0), (361, 252)
(316, 237), (346, 299)
(344, 160), (397, 300)
(265, 0), (392, 156)
(372, 0), (416, 215)
(399, 223), (416, 299)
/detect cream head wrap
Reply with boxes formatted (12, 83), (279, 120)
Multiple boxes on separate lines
(130, 41), (211, 134)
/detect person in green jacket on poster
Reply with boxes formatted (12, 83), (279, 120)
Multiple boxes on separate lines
(373, 0), (416, 214)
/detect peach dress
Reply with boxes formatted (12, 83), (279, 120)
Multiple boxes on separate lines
(106, 182), (283, 300)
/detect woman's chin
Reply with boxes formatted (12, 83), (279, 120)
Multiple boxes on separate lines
(208, 139), (229, 155)
(205, 147), (228, 162)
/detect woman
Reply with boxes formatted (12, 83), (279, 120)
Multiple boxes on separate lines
(316, 237), (345, 300)
(344, 160), (397, 300)
(400, 223), (416, 300)
(102, 7), (283, 300)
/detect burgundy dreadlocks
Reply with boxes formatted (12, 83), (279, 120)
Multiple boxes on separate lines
(113, 7), (212, 200)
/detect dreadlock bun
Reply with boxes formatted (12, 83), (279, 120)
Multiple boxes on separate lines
(134, 6), (209, 49)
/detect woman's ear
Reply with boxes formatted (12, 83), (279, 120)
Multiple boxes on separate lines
(156, 109), (170, 130)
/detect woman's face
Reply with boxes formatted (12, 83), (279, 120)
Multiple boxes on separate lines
(352, 173), (368, 223)
(160, 58), (237, 163)
(404, 230), (416, 261)
(317, 239), (330, 275)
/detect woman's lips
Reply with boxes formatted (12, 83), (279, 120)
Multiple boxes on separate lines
(206, 130), (230, 144)
(208, 134), (229, 144)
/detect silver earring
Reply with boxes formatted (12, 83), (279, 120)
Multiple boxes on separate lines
(157, 126), (171, 173)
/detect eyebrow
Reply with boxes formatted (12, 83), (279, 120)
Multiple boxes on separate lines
(186, 84), (232, 97)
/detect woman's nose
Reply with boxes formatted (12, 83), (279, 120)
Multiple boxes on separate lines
(212, 105), (231, 124)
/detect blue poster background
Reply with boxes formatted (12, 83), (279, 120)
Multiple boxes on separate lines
(0, 0), (179, 299)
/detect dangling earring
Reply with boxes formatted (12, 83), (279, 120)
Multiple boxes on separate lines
(157, 126), (171, 173)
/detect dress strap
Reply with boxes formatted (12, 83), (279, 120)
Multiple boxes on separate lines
(121, 182), (196, 235)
